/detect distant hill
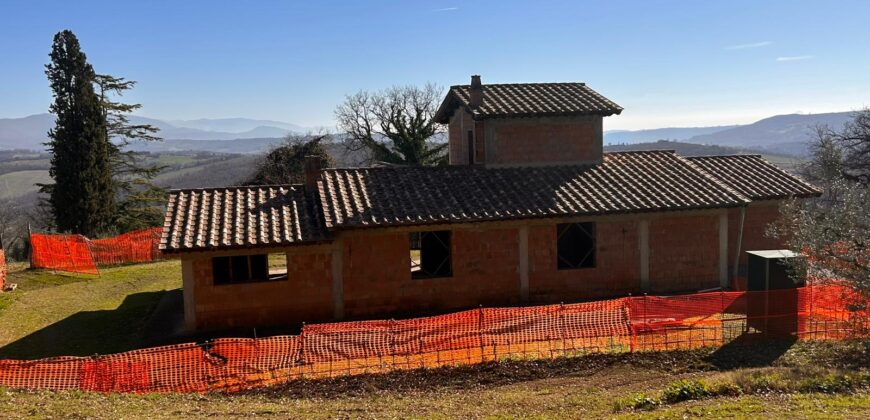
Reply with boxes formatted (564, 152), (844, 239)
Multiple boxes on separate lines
(1, 111), (858, 156)
(604, 125), (738, 144)
(0, 114), (306, 150)
(605, 111), (855, 157)
(167, 118), (307, 133)
(684, 112), (855, 156)
(604, 140), (805, 172)
(128, 137), (287, 154)
(604, 140), (752, 156)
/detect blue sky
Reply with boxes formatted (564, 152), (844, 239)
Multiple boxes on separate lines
(1, 0), (868, 130)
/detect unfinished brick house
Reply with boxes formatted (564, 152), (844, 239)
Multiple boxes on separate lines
(160, 76), (821, 331)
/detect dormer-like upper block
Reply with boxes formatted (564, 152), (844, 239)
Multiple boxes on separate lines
(435, 77), (622, 167)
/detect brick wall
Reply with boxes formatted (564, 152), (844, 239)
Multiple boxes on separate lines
(728, 202), (785, 276)
(528, 220), (641, 303)
(648, 214), (720, 293)
(189, 249), (333, 330)
(186, 212), (731, 330)
(486, 116), (602, 165)
(341, 228), (520, 319)
(448, 109), (478, 165)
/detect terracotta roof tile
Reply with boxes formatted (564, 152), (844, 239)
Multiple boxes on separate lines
(159, 185), (330, 253)
(687, 155), (821, 200)
(433, 82), (623, 123)
(317, 151), (749, 229)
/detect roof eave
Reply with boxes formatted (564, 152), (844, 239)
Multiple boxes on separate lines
(159, 238), (335, 256)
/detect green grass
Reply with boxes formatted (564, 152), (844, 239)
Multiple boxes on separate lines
(0, 169), (52, 198)
(0, 261), (181, 358)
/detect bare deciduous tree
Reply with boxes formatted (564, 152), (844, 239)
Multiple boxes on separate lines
(335, 84), (447, 166)
(769, 109), (870, 294)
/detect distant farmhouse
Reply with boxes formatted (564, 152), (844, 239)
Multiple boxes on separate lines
(160, 76), (821, 331)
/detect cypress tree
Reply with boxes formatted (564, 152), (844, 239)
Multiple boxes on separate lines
(42, 30), (116, 237)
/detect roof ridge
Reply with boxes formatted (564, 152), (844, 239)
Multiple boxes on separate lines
(450, 82), (587, 88)
(686, 154), (763, 159)
(604, 150), (676, 155)
(167, 184), (303, 193)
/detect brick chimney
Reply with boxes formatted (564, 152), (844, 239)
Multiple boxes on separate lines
(304, 155), (322, 191)
(469, 75), (482, 108)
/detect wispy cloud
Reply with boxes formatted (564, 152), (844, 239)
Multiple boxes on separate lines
(776, 55), (814, 62)
(432, 7), (458, 12)
(725, 41), (772, 50)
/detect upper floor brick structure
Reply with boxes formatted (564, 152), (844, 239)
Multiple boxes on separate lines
(433, 76), (623, 166)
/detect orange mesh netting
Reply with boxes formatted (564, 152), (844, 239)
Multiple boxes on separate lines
(30, 228), (163, 274)
(30, 233), (98, 275)
(0, 285), (866, 393)
(89, 227), (163, 266)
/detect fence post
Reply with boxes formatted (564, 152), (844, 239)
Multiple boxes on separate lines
(627, 294), (635, 353)
(390, 318), (397, 370)
(477, 305), (486, 363)
(298, 322), (305, 379)
(643, 293), (648, 352)
(27, 223), (32, 269)
(559, 302), (566, 355)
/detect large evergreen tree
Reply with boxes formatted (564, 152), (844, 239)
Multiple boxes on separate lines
(42, 30), (116, 237)
(95, 74), (165, 231)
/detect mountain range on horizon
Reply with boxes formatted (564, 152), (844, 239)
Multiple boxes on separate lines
(0, 111), (858, 156)
(0, 113), (311, 150)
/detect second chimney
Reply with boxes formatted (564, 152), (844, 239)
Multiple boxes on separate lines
(469, 75), (482, 108)
(304, 155), (322, 191)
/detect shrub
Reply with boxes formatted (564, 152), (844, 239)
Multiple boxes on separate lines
(799, 372), (870, 393)
(661, 379), (711, 403)
(710, 381), (742, 397)
(612, 393), (659, 412)
(731, 370), (789, 393)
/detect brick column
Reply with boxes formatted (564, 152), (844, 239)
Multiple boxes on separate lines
(639, 219), (650, 292)
(331, 239), (344, 320)
(518, 226), (529, 302)
(181, 258), (196, 331)
(718, 210), (729, 288)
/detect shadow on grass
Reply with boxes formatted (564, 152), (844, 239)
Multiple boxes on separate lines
(0, 289), (175, 359)
(248, 338), (869, 400)
(705, 334), (797, 369)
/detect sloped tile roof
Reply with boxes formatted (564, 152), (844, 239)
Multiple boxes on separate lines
(687, 155), (821, 200)
(317, 151), (749, 230)
(433, 82), (623, 123)
(160, 185), (330, 253)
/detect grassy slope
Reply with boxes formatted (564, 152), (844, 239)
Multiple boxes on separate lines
(0, 261), (181, 358)
(0, 169), (52, 198)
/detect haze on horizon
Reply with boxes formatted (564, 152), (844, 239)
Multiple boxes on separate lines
(1, 0), (868, 131)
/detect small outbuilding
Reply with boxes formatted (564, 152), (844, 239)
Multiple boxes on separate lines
(160, 76), (821, 331)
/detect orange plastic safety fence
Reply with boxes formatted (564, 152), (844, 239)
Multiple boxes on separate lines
(30, 233), (98, 275)
(89, 227), (163, 266)
(30, 228), (164, 274)
(0, 285), (866, 393)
